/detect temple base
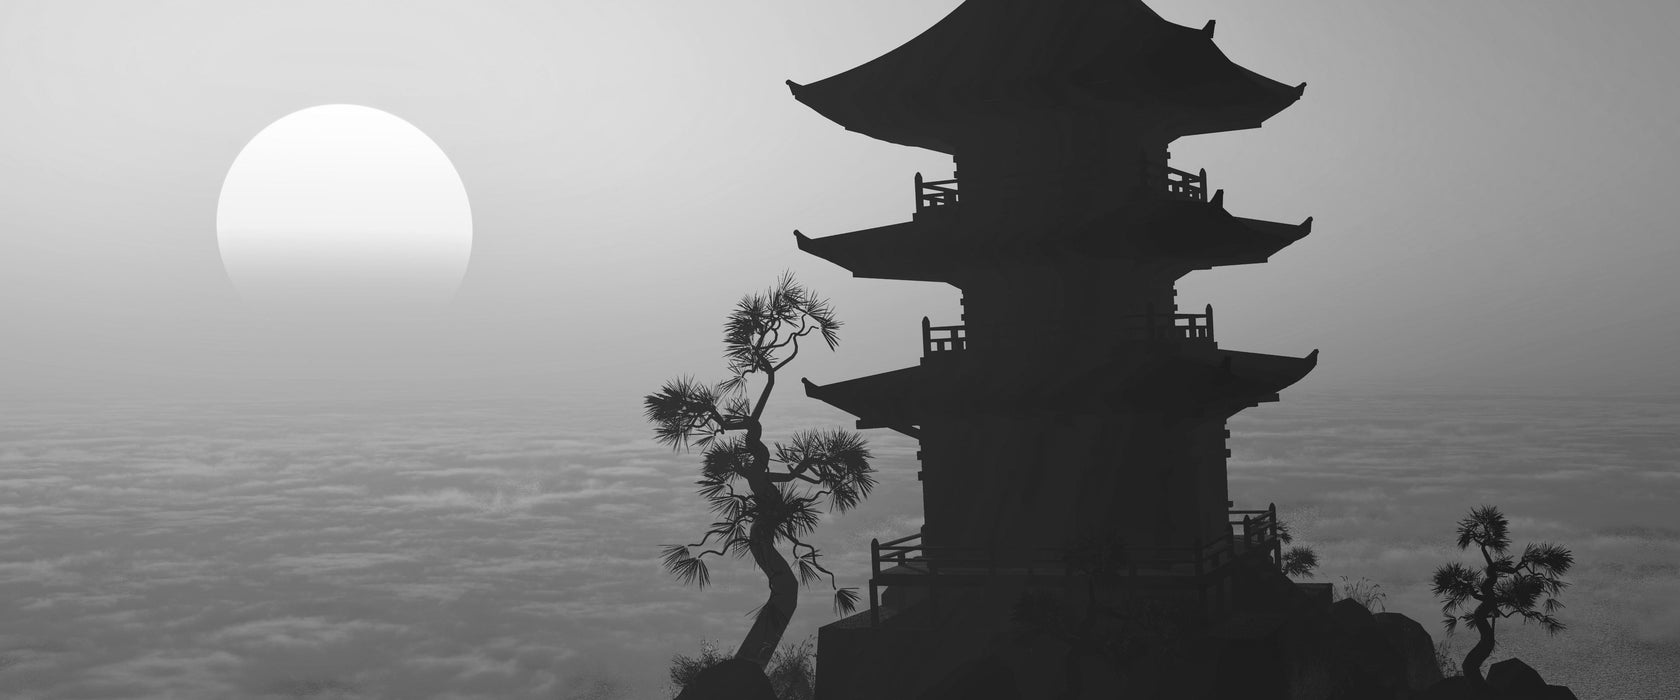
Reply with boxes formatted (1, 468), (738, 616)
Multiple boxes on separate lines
(815, 550), (1326, 700)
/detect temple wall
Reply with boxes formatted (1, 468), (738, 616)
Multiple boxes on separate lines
(950, 111), (1169, 226)
(955, 261), (1181, 364)
(920, 408), (1231, 557)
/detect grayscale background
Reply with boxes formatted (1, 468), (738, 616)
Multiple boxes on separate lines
(0, 1), (1675, 698)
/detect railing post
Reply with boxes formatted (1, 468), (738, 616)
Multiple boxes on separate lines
(1206, 304), (1215, 341)
(1198, 168), (1208, 201)
(870, 538), (880, 628)
(1269, 503), (1281, 567)
(921, 316), (931, 355)
(914, 172), (924, 213)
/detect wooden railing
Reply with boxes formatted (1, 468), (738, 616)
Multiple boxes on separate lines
(921, 317), (967, 356)
(1114, 304), (1215, 342)
(915, 172), (959, 213)
(1164, 166), (1208, 202)
(915, 305), (1213, 358)
(1229, 502), (1283, 567)
(915, 165), (1203, 212)
(867, 504), (1281, 627)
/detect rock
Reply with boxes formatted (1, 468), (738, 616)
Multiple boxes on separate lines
(1327, 604), (1409, 696)
(1416, 675), (1476, 700)
(1487, 658), (1546, 695)
(1296, 582), (1334, 612)
(1373, 612), (1444, 691)
(1415, 663), (1579, 700)
(1328, 598), (1377, 633)
(673, 658), (776, 700)
(917, 654), (1021, 700)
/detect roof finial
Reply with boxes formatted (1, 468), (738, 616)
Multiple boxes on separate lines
(1203, 20), (1216, 37)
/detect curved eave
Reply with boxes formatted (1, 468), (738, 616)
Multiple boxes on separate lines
(788, 0), (1303, 149)
(788, 81), (958, 154)
(794, 225), (963, 283)
(1090, 346), (1317, 407)
(801, 370), (921, 430)
(1162, 212), (1313, 265)
(1212, 348), (1319, 398)
(1070, 199), (1313, 266)
(1073, 21), (1304, 136)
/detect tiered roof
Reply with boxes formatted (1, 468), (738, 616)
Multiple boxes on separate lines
(804, 348), (1318, 434)
(787, 0), (1304, 152)
(795, 205), (1313, 283)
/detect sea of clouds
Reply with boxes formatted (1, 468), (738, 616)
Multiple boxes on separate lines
(0, 392), (1674, 698)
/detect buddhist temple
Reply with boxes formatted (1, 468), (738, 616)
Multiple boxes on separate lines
(790, 0), (1323, 696)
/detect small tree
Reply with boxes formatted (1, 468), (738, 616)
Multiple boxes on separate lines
(1275, 519), (1319, 579)
(645, 273), (874, 670)
(1430, 505), (1573, 695)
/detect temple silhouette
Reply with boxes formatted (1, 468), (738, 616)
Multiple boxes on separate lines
(788, 0), (1327, 696)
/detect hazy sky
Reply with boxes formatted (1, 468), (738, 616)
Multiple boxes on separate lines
(2, 0), (1677, 406)
(2, 4), (1677, 697)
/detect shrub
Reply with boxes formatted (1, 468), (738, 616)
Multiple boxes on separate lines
(668, 637), (817, 700)
(1334, 575), (1386, 612)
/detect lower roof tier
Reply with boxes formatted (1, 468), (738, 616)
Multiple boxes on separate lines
(802, 346), (1318, 430)
(796, 198), (1311, 284)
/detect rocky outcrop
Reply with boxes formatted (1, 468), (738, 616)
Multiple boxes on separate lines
(1415, 658), (1578, 700)
(1488, 658), (1578, 699)
(1373, 612), (1445, 692)
(1487, 658), (1547, 695)
(674, 658), (777, 700)
(917, 654), (1022, 700)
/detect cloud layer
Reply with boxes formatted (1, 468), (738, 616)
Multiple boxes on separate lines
(0, 397), (921, 699)
(1228, 393), (1680, 697)
(0, 392), (1674, 698)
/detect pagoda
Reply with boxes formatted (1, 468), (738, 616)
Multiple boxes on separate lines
(790, 0), (1318, 697)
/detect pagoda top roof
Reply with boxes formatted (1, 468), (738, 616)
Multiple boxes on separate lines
(788, 0), (1304, 152)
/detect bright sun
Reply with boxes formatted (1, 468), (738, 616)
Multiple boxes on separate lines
(216, 104), (472, 308)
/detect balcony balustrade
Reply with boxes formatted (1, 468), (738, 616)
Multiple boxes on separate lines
(913, 163), (1206, 214)
(1116, 303), (1215, 342)
(919, 305), (1214, 360)
(1163, 165), (1208, 202)
(920, 317), (967, 358)
(914, 172), (959, 213)
(867, 504), (1281, 627)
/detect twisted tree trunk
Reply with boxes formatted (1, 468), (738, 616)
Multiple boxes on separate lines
(736, 519), (799, 669)
(734, 423), (798, 670)
(1463, 597), (1498, 695)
